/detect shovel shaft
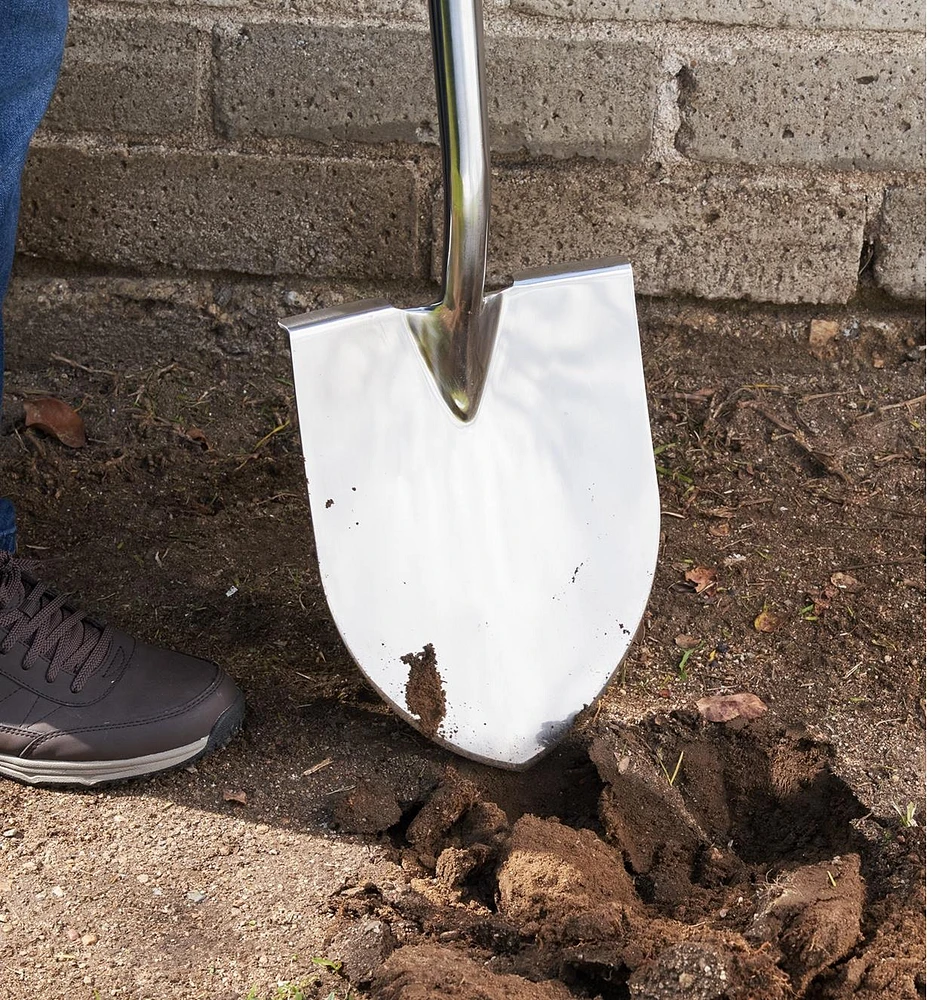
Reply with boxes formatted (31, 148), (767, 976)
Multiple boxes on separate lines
(430, 0), (491, 327)
(408, 0), (495, 420)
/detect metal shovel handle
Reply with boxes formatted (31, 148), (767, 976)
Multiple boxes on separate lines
(408, 0), (495, 421)
(430, 0), (491, 330)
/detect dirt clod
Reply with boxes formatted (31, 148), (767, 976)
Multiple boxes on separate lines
(498, 815), (640, 929)
(401, 643), (446, 736)
(834, 894), (926, 999)
(627, 942), (732, 1000)
(333, 779), (403, 834)
(372, 944), (574, 1000)
(406, 768), (484, 866)
(747, 855), (865, 992)
(327, 916), (398, 985)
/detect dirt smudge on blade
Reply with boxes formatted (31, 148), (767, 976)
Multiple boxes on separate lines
(402, 643), (446, 737)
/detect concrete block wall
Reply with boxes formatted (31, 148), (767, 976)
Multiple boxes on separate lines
(18, 0), (926, 304)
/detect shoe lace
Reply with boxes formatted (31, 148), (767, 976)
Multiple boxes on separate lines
(0, 552), (115, 693)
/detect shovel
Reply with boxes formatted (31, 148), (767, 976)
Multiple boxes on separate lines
(281, 0), (659, 769)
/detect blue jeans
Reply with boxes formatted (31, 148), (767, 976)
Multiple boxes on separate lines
(0, 0), (69, 553)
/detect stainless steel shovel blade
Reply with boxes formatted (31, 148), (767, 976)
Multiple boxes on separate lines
(282, 0), (659, 768)
(284, 263), (657, 767)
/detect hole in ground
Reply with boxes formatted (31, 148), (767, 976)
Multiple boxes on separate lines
(347, 717), (916, 1000)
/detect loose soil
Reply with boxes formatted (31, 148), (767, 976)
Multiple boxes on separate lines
(0, 275), (923, 999)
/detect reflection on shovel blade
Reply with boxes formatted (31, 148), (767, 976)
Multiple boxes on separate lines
(283, 261), (659, 769)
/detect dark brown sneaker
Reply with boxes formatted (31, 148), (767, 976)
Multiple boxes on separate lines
(0, 552), (244, 786)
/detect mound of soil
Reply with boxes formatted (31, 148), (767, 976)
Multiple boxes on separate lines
(327, 715), (924, 1000)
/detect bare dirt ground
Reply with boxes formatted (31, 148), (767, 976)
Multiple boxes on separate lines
(0, 275), (923, 1000)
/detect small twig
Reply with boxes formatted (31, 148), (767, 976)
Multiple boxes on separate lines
(866, 504), (922, 519)
(841, 558), (923, 573)
(742, 400), (851, 483)
(857, 393), (926, 419)
(50, 353), (115, 376)
(325, 785), (356, 797)
(801, 391), (850, 403)
(303, 758), (334, 776)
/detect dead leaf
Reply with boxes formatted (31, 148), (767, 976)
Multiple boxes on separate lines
(685, 566), (718, 593)
(706, 506), (737, 519)
(709, 522), (731, 538)
(675, 634), (700, 649)
(223, 789), (248, 805)
(831, 572), (863, 593)
(23, 397), (86, 448)
(754, 610), (785, 633)
(809, 319), (839, 359)
(697, 693), (768, 723)
(184, 426), (209, 449)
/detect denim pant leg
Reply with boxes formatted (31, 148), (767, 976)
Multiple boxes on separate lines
(0, 0), (69, 553)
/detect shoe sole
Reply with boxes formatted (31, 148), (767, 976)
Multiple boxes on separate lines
(0, 693), (246, 788)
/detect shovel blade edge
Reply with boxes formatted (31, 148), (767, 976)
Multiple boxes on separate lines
(284, 262), (659, 768)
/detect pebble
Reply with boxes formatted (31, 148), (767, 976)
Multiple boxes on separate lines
(81, 933), (98, 946)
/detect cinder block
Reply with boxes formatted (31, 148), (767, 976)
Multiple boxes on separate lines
(43, 16), (202, 135)
(441, 163), (868, 303)
(214, 23), (657, 160)
(677, 48), (925, 172)
(874, 185), (926, 300)
(510, 0), (923, 33)
(488, 34), (657, 159)
(19, 144), (422, 280)
(213, 24), (433, 145)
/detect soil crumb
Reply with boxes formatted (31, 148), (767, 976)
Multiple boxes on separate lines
(372, 944), (574, 1000)
(402, 643), (446, 736)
